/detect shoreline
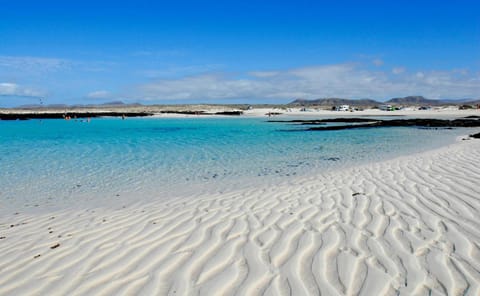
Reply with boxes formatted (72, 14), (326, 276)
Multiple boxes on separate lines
(1, 105), (479, 120)
(0, 122), (473, 216)
(1, 135), (479, 294)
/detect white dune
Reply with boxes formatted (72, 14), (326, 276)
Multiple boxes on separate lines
(1, 137), (480, 295)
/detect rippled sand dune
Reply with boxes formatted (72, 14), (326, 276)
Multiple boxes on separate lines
(1, 138), (480, 295)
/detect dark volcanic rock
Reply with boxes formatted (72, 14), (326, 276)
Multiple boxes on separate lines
(215, 111), (243, 116)
(160, 110), (206, 115)
(470, 132), (480, 139)
(307, 118), (480, 131)
(271, 117), (480, 131)
(268, 118), (376, 124)
(0, 112), (154, 120)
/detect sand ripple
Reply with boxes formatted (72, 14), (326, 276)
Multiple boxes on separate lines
(1, 139), (480, 295)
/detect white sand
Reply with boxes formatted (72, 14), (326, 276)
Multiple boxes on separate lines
(244, 107), (480, 118)
(1, 137), (480, 295)
(147, 107), (480, 118)
(3, 105), (478, 119)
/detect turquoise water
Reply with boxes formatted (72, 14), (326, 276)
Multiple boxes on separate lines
(0, 117), (471, 209)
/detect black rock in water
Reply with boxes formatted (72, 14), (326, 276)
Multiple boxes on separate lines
(304, 118), (480, 131)
(470, 132), (480, 139)
(0, 112), (154, 120)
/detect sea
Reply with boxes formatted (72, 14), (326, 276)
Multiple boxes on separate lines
(0, 116), (471, 211)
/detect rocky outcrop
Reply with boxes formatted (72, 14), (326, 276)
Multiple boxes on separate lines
(0, 112), (154, 120)
(0, 110), (243, 120)
(271, 118), (480, 131)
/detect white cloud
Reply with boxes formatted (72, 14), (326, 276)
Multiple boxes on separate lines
(140, 74), (268, 100)
(392, 67), (406, 74)
(136, 64), (480, 101)
(138, 64), (224, 78)
(248, 71), (279, 78)
(0, 82), (44, 97)
(86, 90), (111, 99)
(372, 59), (384, 66)
(0, 55), (118, 75)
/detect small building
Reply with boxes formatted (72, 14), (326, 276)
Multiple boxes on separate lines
(379, 104), (393, 111)
(336, 105), (350, 111)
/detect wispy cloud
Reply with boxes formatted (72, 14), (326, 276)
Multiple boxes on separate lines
(392, 67), (406, 74)
(136, 64), (480, 101)
(0, 56), (71, 73)
(79, 61), (118, 73)
(248, 71), (280, 78)
(138, 64), (224, 78)
(0, 55), (117, 74)
(86, 90), (112, 99)
(372, 59), (384, 66)
(0, 82), (44, 97)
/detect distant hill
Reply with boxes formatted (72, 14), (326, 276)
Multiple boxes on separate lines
(100, 100), (125, 106)
(464, 99), (480, 105)
(289, 98), (380, 106)
(47, 104), (70, 108)
(386, 96), (440, 105)
(83, 101), (143, 107)
(385, 96), (480, 106)
(16, 100), (144, 109)
(17, 103), (69, 108)
(438, 98), (474, 104)
(17, 104), (43, 108)
(289, 96), (480, 107)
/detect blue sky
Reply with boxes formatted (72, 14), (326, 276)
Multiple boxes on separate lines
(1, 0), (479, 106)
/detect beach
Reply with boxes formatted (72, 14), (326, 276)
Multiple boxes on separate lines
(3, 0), (479, 294)
(2, 105), (480, 120)
(1, 130), (479, 295)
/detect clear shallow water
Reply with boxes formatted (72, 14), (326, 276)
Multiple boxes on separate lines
(0, 117), (470, 209)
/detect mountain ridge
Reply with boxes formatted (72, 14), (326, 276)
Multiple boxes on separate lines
(289, 96), (479, 106)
